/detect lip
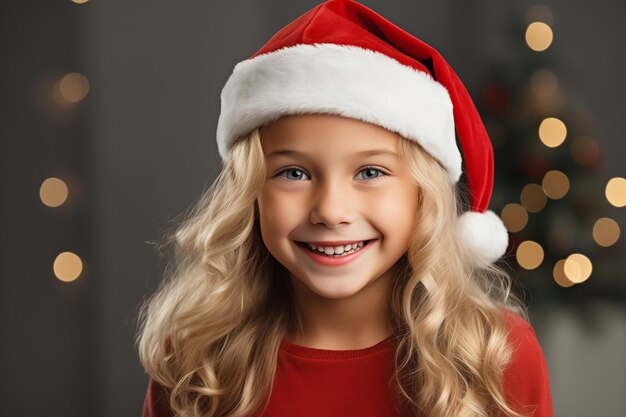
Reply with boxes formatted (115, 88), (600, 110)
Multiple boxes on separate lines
(295, 239), (377, 267)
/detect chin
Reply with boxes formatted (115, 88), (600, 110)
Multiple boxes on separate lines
(299, 274), (371, 300)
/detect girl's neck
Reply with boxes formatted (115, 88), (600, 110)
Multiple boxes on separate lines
(285, 268), (394, 350)
(285, 328), (394, 350)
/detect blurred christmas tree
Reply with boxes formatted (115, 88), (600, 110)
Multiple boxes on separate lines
(476, 5), (625, 317)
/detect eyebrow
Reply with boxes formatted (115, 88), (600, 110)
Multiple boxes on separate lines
(266, 149), (399, 159)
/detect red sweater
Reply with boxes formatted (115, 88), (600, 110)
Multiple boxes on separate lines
(142, 312), (553, 417)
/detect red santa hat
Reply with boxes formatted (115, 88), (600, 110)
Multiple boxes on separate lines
(216, 0), (509, 265)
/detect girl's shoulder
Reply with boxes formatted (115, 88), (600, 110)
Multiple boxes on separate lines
(141, 377), (173, 417)
(501, 309), (554, 417)
(502, 309), (545, 362)
(503, 309), (534, 337)
(501, 309), (547, 380)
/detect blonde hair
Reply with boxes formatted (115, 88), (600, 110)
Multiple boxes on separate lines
(135, 125), (530, 417)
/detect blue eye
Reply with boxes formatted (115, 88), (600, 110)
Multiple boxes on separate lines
(357, 167), (386, 180)
(279, 168), (309, 181)
(276, 166), (387, 181)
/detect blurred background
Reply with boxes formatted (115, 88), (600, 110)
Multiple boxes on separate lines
(1, 0), (624, 416)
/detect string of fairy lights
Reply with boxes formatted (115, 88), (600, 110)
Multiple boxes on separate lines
(500, 5), (624, 287)
(41, 2), (623, 285)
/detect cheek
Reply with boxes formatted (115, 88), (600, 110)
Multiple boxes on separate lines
(373, 183), (418, 218)
(369, 183), (418, 243)
(258, 187), (304, 238)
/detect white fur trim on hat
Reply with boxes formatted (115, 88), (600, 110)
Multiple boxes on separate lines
(458, 210), (509, 265)
(216, 43), (462, 183)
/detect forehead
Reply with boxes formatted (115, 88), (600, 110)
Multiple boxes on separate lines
(261, 114), (400, 158)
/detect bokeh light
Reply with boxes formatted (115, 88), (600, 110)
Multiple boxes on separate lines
(564, 253), (592, 283)
(525, 22), (553, 52)
(520, 184), (548, 213)
(553, 259), (575, 288)
(53, 252), (83, 282)
(605, 177), (626, 207)
(517, 240), (544, 270)
(501, 203), (529, 233)
(593, 217), (620, 247)
(53, 72), (90, 106)
(40, 177), (69, 207)
(539, 117), (567, 147)
(542, 170), (570, 199)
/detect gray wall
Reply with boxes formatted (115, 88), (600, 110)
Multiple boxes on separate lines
(1, 1), (624, 416)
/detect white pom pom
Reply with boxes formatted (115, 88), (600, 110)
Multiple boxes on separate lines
(458, 210), (509, 265)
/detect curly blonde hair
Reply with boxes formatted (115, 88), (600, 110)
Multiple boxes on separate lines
(135, 125), (530, 417)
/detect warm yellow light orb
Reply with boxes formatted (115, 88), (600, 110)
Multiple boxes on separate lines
(553, 259), (575, 288)
(55, 72), (90, 105)
(564, 253), (592, 283)
(53, 252), (83, 282)
(542, 170), (570, 199)
(517, 240), (544, 270)
(40, 177), (69, 207)
(539, 117), (567, 147)
(501, 203), (529, 233)
(526, 22), (553, 52)
(520, 184), (548, 213)
(605, 177), (626, 207)
(593, 217), (620, 247)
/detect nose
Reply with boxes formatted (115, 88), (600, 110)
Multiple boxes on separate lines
(309, 179), (354, 228)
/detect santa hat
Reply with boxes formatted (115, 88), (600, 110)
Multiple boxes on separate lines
(215, 0), (509, 265)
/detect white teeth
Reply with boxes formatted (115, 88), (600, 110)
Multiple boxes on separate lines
(305, 241), (366, 254)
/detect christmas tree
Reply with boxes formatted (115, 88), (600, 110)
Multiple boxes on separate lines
(476, 5), (625, 319)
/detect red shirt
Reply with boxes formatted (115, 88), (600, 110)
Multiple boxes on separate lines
(141, 312), (553, 417)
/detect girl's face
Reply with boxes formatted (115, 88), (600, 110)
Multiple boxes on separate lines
(257, 114), (419, 300)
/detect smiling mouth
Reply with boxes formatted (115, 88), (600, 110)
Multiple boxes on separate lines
(294, 239), (375, 249)
(293, 239), (377, 264)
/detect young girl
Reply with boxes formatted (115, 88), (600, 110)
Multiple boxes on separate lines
(137, 1), (553, 416)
